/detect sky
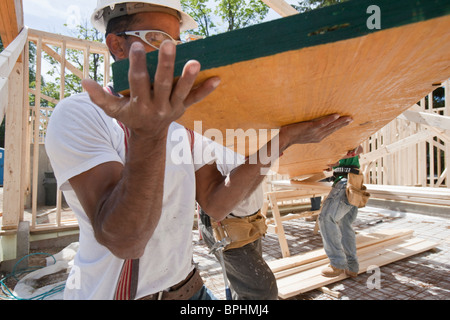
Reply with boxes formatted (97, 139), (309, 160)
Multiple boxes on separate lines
(23, 0), (99, 36)
(22, 0), (286, 38)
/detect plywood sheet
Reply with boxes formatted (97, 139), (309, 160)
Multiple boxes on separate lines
(112, 0), (450, 177)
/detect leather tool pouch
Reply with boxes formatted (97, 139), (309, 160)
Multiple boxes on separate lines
(346, 172), (371, 208)
(211, 211), (268, 251)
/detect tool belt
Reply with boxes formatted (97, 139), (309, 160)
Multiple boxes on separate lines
(138, 268), (203, 300)
(211, 211), (268, 251)
(345, 172), (371, 208)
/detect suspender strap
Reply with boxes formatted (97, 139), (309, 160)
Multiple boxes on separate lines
(104, 85), (139, 300)
(114, 258), (140, 300)
(114, 118), (139, 300)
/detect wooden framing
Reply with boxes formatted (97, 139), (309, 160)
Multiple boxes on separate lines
(0, 23), (28, 232)
(0, 23), (111, 240)
(24, 29), (111, 232)
(263, 186), (329, 257)
(0, 0), (27, 262)
(362, 81), (450, 188)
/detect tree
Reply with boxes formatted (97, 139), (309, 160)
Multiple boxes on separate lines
(293, 0), (348, 12)
(181, 0), (269, 37)
(215, 0), (269, 32)
(44, 21), (105, 102)
(181, 0), (217, 37)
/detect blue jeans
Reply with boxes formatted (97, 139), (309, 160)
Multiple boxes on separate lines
(200, 221), (278, 300)
(318, 179), (359, 273)
(189, 285), (217, 300)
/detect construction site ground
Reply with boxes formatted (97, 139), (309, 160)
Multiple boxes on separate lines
(195, 205), (450, 300)
(1, 197), (449, 301)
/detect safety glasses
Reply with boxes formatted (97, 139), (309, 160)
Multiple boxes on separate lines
(116, 30), (182, 50)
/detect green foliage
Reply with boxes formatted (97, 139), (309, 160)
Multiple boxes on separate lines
(43, 21), (105, 102)
(215, 0), (269, 32)
(181, 0), (269, 37)
(293, 0), (349, 13)
(181, 0), (217, 37)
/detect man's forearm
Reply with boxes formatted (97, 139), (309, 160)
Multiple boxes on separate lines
(201, 137), (280, 220)
(198, 114), (352, 221)
(94, 132), (168, 259)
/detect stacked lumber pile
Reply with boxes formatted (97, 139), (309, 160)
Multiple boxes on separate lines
(366, 185), (450, 206)
(267, 229), (437, 299)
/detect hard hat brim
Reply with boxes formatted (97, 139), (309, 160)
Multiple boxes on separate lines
(91, 2), (198, 34)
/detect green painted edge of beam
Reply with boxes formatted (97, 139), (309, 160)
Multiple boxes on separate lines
(112, 0), (450, 93)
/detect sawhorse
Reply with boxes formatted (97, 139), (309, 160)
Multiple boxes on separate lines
(262, 179), (332, 258)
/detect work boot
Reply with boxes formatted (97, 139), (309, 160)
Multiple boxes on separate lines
(321, 264), (344, 277)
(345, 269), (358, 278)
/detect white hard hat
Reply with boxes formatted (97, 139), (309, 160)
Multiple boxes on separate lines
(91, 0), (198, 34)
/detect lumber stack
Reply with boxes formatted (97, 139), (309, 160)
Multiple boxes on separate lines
(267, 229), (437, 299)
(365, 184), (450, 206)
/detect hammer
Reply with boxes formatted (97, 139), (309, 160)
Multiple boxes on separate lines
(209, 237), (232, 300)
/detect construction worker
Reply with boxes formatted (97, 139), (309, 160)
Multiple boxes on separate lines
(199, 146), (278, 300)
(319, 145), (365, 278)
(45, 0), (352, 300)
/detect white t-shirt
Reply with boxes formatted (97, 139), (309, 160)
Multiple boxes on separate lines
(45, 92), (216, 300)
(211, 143), (264, 217)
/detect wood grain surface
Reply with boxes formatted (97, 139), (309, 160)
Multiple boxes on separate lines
(112, 0), (450, 177)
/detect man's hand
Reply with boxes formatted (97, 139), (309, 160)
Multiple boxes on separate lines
(278, 114), (353, 152)
(82, 41), (220, 140)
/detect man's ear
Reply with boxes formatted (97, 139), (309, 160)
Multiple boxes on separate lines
(106, 34), (129, 60)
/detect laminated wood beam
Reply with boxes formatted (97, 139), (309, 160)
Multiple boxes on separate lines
(0, 0), (24, 48)
(261, 0), (298, 17)
(112, 0), (450, 178)
(0, 26), (28, 78)
(0, 26), (28, 121)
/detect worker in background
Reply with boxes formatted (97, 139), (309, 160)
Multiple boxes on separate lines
(319, 145), (365, 278)
(45, 0), (352, 300)
(199, 146), (278, 300)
